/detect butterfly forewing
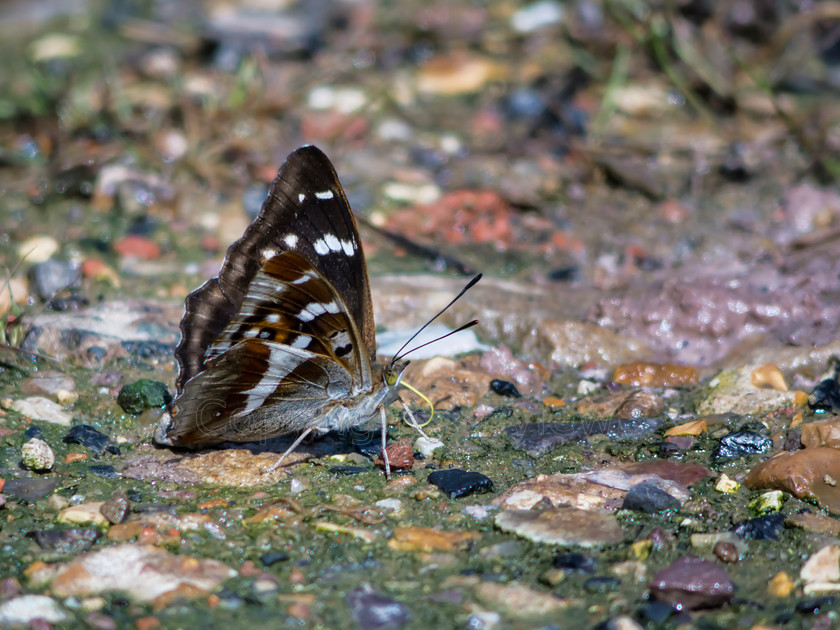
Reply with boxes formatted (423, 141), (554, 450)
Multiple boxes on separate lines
(204, 251), (372, 390)
(174, 146), (374, 392)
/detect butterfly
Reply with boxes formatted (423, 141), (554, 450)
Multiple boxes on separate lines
(158, 145), (479, 477)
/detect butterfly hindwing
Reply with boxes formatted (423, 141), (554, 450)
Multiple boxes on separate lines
(167, 339), (356, 444)
(174, 146), (374, 392)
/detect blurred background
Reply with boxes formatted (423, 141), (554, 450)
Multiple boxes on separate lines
(1, 0), (840, 365)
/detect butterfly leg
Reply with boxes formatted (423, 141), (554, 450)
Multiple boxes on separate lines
(379, 405), (391, 480)
(400, 399), (432, 441)
(262, 427), (314, 475)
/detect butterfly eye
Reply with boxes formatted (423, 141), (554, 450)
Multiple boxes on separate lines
(383, 368), (399, 386)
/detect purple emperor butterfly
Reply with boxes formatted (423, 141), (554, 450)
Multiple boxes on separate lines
(158, 146), (479, 477)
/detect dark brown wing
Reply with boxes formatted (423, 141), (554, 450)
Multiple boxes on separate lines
(174, 146), (375, 393)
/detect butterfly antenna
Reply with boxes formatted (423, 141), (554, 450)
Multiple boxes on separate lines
(391, 273), (482, 365)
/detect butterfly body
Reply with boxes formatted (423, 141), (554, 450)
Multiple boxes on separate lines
(159, 146), (403, 453)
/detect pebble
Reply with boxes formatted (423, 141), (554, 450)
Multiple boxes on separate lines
(346, 586), (410, 630)
(28, 543), (236, 602)
(413, 436), (444, 458)
(32, 528), (98, 554)
(17, 235), (59, 264)
(745, 447), (840, 512)
(801, 417), (840, 448)
(749, 489), (785, 514)
(506, 418), (664, 456)
(489, 379), (521, 398)
(388, 526), (479, 552)
(712, 429), (772, 460)
(786, 511), (840, 537)
(11, 397), (72, 425)
(29, 259), (81, 301)
(58, 502), (109, 526)
(2, 477), (60, 501)
(800, 545), (840, 594)
(0, 595), (67, 624)
(732, 514), (786, 540)
(613, 390), (664, 419)
(20, 371), (76, 398)
(427, 469), (493, 498)
(259, 552), (289, 567)
(375, 438), (414, 470)
(21, 438), (55, 472)
(584, 576), (620, 593)
(809, 377), (840, 413)
(713, 541), (740, 563)
(99, 491), (129, 524)
(117, 379), (172, 415)
(553, 552), (596, 573)
(649, 556), (734, 609)
(612, 362), (698, 387)
(415, 53), (499, 96)
(88, 464), (121, 479)
(113, 235), (161, 260)
(63, 425), (117, 454)
(0, 277), (28, 315)
(767, 571), (795, 597)
(621, 482), (680, 513)
(474, 581), (568, 617)
(510, 0), (564, 33)
(750, 363), (788, 391)
(495, 508), (624, 547)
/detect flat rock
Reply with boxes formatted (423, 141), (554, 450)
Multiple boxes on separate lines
(495, 507), (624, 547)
(427, 469), (493, 498)
(506, 418), (664, 456)
(2, 477), (60, 501)
(0, 595), (67, 624)
(801, 545), (840, 594)
(58, 502), (109, 527)
(745, 447), (840, 513)
(494, 467), (692, 511)
(346, 586), (410, 630)
(474, 581), (568, 617)
(649, 556), (734, 609)
(10, 397), (72, 425)
(28, 543), (236, 602)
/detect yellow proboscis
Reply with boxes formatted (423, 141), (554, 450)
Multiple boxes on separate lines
(399, 380), (434, 428)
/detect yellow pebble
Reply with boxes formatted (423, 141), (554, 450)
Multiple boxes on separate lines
(750, 364), (788, 391)
(767, 571), (795, 597)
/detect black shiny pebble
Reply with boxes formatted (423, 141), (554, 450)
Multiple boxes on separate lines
(621, 482), (681, 513)
(640, 600), (676, 623)
(2, 477), (61, 501)
(427, 469), (494, 498)
(547, 265), (580, 282)
(260, 552), (289, 567)
(24, 425), (44, 440)
(31, 528), (98, 553)
(490, 379), (521, 398)
(583, 576), (620, 593)
(88, 464), (121, 479)
(553, 552), (596, 573)
(64, 424), (119, 455)
(732, 513), (785, 540)
(328, 465), (369, 475)
(795, 596), (836, 615)
(346, 587), (411, 630)
(810, 378), (840, 413)
(712, 429), (772, 460)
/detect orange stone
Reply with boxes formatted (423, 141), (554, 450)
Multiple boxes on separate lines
(612, 362), (698, 387)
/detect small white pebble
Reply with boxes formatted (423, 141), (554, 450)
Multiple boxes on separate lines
(414, 436), (444, 458)
(21, 438), (55, 472)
